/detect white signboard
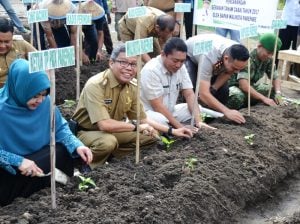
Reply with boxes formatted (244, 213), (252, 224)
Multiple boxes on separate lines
(194, 0), (279, 33)
(271, 19), (287, 29)
(175, 3), (191, 12)
(27, 9), (48, 24)
(66, 13), (92, 25)
(22, 0), (42, 4)
(29, 46), (75, 73)
(193, 40), (213, 55)
(125, 37), (153, 57)
(239, 25), (258, 40)
(127, 6), (147, 18)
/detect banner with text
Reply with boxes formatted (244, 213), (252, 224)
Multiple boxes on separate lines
(193, 0), (279, 33)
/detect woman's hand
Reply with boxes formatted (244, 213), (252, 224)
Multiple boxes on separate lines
(76, 146), (93, 164)
(18, 158), (43, 177)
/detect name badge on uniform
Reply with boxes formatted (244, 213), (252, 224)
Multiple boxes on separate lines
(163, 85), (170, 88)
(104, 99), (112, 104)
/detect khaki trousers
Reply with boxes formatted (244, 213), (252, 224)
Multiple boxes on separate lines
(77, 130), (157, 169)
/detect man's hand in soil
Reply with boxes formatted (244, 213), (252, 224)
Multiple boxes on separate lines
(196, 121), (217, 130)
(19, 158), (43, 177)
(96, 51), (105, 61)
(274, 92), (286, 105)
(82, 52), (90, 65)
(262, 97), (277, 107)
(224, 109), (246, 124)
(76, 146), (93, 164)
(173, 127), (193, 138)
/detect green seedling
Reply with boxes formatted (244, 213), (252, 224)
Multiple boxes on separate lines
(161, 136), (176, 151)
(200, 113), (213, 122)
(78, 175), (96, 191)
(244, 134), (255, 145)
(291, 99), (300, 108)
(64, 99), (76, 108)
(185, 157), (198, 171)
(283, 97), (300, 107)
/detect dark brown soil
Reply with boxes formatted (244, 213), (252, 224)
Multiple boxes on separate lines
(0, 62), (300, 224)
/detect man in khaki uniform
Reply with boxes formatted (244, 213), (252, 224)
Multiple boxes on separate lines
(0, 18), (36, 87)
(145, 0), (183, 36)
(118, 6), (175, 63)
(72, 44), (193, 168)
(111, 0), (142, 41)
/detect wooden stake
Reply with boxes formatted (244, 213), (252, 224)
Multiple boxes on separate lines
(191, 56), (202, 127)
(49, 69), (56, 209)
(179, 13), (184, 39)
(76, 25), (81, 100)
(76, 1), (82, 100)
(247, 38), (251, 116)
(135, 20), (141, 164)
(268, 29), (279, 98)
(135, 55), (142, 164)
(35, 23), (41, 51)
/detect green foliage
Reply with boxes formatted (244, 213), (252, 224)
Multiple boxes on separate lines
(278, 0), (285, 10)
(291, 99), (300, 108)
(200, 113), (213, 122)
(244, 134), (255, 145)
(161, 136), (176, 151)
(63, 99), (76, 108)
(78, 175), (96, 191)
(185, 157), (198, 171)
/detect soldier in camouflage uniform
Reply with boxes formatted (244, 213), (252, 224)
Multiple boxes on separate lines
(227, 33), (284, 110)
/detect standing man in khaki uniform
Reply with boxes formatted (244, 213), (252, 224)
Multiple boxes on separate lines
(145, 0), (183, 36)
(118, 7), (175, 63)
(72, 44), (193, 168)
(0, 18), (36, 87)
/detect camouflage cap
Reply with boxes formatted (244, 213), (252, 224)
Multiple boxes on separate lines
(259, 33), (282, 52)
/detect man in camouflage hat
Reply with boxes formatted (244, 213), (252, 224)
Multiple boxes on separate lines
(227, 33), (284, 109)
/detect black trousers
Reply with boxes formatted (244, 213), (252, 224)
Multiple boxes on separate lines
(103, 22), (113, 55)
(279, 25), (299, 51)
(0, 143), (74, 206)
(184, 8), (196, 39)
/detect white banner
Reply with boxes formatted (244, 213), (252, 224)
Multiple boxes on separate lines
(193, 0), (279, 33)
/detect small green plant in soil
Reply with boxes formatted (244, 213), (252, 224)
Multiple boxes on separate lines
(185, 157), (198, 171)
(291, 99), (300, 108)
(161, 136), (176, 151)
(78, 175), (96, 191)
(63, 99), (76, 108)
(244, 134), (255, 145)
(200, 113), (212, 122)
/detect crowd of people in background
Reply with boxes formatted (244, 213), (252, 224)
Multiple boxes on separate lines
(0, 0), (299, 206)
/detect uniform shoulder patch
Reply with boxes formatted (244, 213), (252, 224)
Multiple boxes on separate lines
(130, 78), (137, 86)
(13, 35), (24, 41)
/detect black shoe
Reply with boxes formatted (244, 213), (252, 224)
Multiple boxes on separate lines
(79, 164), (92, 174)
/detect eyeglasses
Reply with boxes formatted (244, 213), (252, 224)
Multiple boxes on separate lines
(114, 60), (137, 69)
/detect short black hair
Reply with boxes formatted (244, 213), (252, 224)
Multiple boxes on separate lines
(163, 37), (187, 56)
(156, 14), (175, 32)
(224, 44), (249, 61)
(0, 17), (14, 33)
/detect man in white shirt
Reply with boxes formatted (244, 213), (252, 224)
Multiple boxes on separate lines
(140, 37), (212, 130)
